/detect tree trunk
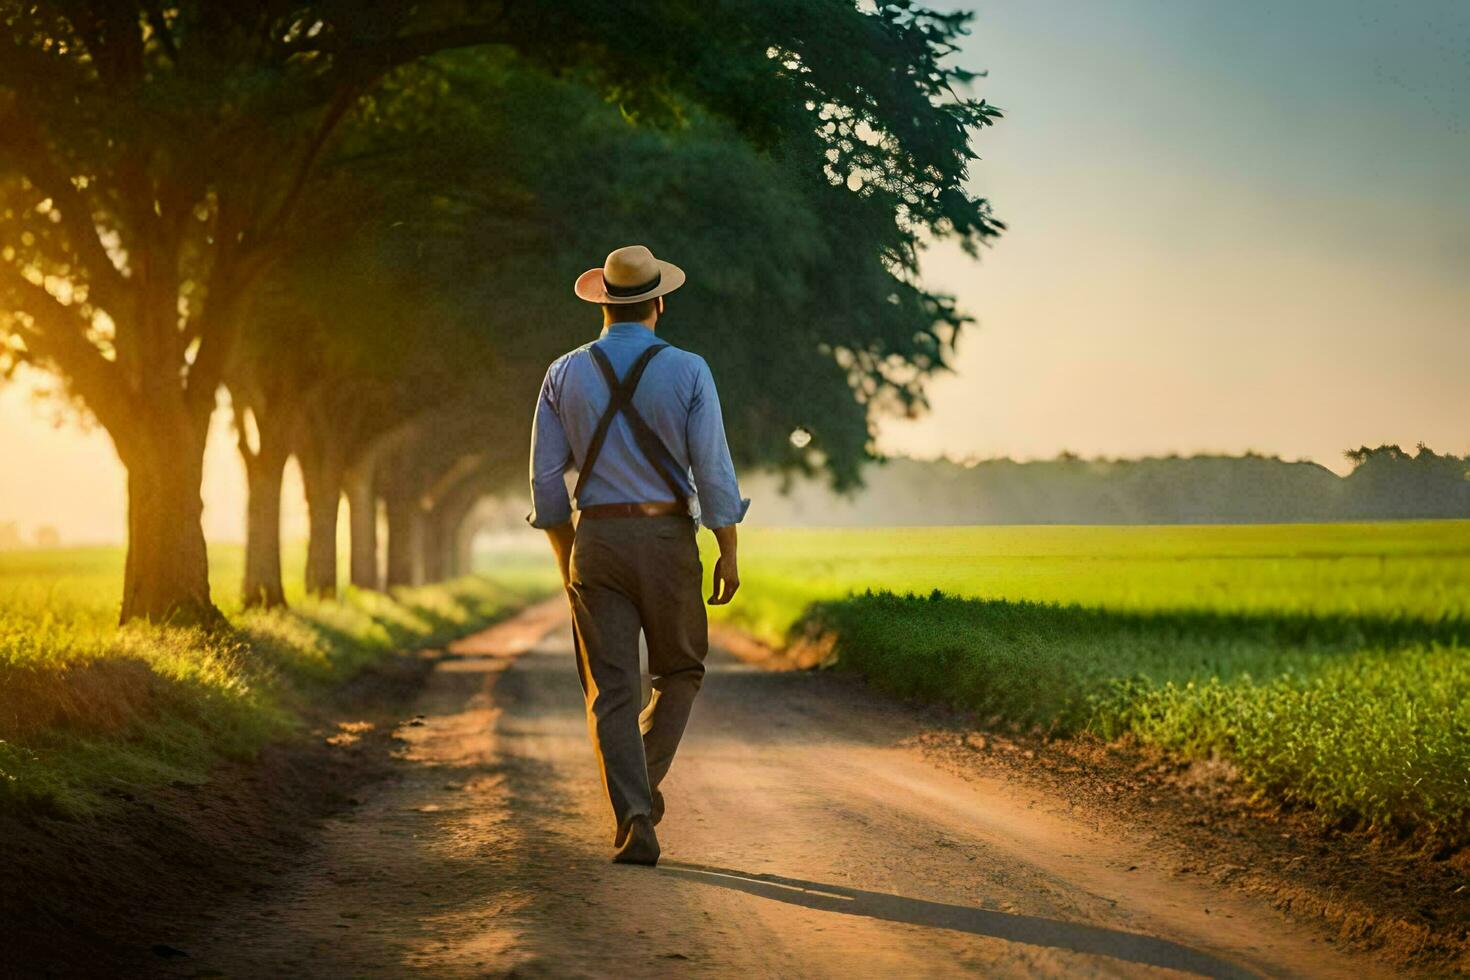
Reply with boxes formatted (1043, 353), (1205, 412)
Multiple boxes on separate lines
(302, 471), (342, 598)
(117, 414), (221, 626)
(426, 485), (481, 582)
(299, 438), (345, 599)
(241, 446), (289, 610)
(384, 491), (424, 589)
(452, 511), (480, 578)
(345, 461), (380, 591)
(421, 513), (446, 584)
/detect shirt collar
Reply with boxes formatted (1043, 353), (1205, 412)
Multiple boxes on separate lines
(600, 321), (656, 339)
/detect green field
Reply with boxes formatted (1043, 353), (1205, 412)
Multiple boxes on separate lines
(706, 522), (1470, 842)
(0, 545), (556, 815)
(8, 524), (1467, 840)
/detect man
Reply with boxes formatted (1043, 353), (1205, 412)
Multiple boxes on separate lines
(528, 245), (748, 866)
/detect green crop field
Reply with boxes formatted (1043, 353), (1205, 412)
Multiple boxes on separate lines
(0, 544), (556, 815)
(705, 522), (1470, 842)
(9, 524), (1467, 841)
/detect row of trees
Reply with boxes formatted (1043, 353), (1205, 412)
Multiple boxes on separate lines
(0, 523), (60, 550)
(0, 2), (1004, 622)
(745, 444), (1470, 526)
(1336, 444), (1470, 519)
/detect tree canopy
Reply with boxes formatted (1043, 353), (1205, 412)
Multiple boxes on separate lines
(0, 1), (1003, 620)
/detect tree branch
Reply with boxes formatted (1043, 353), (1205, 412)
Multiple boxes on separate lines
(293, 22), (515, 72)
(254, 84), (365, 245)
(0, 102), (131, 314)
(0, 264), (129, 427)
(423, 453), (488, 509)
(232, 399), (257, 463)
(183, 279), (242, 412)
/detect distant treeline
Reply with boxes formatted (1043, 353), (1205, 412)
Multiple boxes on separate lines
(746, 444), (1470, 526)
(0, 523), (61, 552)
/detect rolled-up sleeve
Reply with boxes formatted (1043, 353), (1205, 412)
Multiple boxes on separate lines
(527, 364), (573, 529)
(686, 357), (750, 528)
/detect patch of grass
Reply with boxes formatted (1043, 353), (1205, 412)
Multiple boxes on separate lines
(1113, 645), (1469, 832)
(709, 522), (1470, 841)
(0, 545), (557, 816)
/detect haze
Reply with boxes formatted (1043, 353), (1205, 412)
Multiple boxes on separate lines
(3, 0), (1467, 544)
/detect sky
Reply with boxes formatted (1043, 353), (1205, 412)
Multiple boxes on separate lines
(2, 0), (1468, 544)
(878, 0), (1469, 468)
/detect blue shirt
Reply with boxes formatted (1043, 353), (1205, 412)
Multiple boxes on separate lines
(527, 322), (750, 529)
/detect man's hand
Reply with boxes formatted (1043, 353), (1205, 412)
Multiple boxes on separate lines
(708, 525), (740, 605)
(544, 522), (576, 589)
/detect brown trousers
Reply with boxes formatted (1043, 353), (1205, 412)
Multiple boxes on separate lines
(568, 515), (708, 838)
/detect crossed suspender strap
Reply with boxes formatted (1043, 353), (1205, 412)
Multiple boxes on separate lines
(572, 343), (689, 508)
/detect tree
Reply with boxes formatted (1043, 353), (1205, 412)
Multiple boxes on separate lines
(1341, 443), (1470, 519)
(1, 2), (1002, 620)
(313, 35), (1005, 581)
(410, 45), (1001, 492)
(0, 3), (517, 622)
(242, 123), (528, 598)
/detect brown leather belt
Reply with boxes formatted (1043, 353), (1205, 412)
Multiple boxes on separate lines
(578, 501), (687, 520)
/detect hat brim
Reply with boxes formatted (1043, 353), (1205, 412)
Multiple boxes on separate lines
(574, 260), (686, 304)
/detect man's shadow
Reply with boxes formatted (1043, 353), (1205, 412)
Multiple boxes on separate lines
(659, 862), (1255, 980)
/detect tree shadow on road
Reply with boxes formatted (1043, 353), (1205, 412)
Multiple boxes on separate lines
(659, 861), (1256, 980)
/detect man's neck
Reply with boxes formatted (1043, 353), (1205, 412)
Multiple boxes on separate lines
(602, 317), (657, 333)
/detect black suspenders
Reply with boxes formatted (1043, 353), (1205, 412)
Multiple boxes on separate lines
(572, 343), (689, 508)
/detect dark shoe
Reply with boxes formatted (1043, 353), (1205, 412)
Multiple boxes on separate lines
(651, 787), (665, 826)
(613, 814), (660, 866)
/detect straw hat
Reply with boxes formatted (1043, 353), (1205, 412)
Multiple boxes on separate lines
(574, 245), (686, 304)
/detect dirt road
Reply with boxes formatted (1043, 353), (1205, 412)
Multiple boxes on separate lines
(181, 602), (1386, 978)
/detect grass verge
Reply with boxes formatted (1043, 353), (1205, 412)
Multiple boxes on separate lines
(0, 545), (557, 816)
(803, 592), (1468, 840)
